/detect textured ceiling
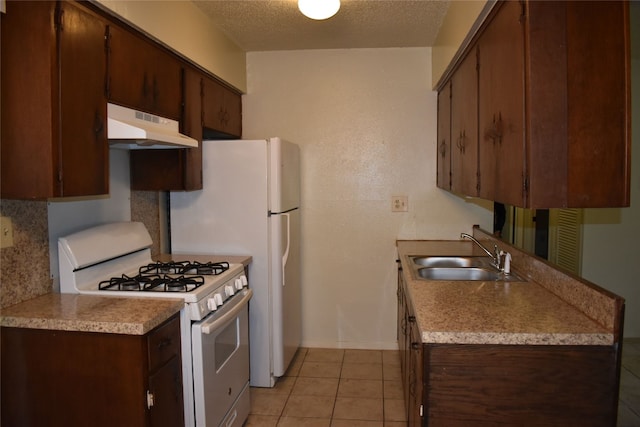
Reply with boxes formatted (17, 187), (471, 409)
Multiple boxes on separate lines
(192, 0), (451, 51)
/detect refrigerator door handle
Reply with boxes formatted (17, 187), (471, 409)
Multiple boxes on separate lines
(282, 212), (290, 287)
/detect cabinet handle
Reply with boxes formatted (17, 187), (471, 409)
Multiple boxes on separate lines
(218, 107), (230, 127)
(439, 139), (447, 157)
(485, 112), (503, 145)
(93, 110), (104, 140)
(142, 72), (149, 99)
(411, 342), (421, 350)
(157, 337), (172, 350)
(153, 76), (159, 105)
(456, 130), (466, 154)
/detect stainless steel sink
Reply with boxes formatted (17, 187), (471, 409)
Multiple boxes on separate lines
(416, 267), (501, 281)
(411, 255), (494, 268)
(410, 256), (526, 282)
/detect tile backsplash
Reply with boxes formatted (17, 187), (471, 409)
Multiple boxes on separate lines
(0, 199), (51, 308)
(0, 191), (162, 309)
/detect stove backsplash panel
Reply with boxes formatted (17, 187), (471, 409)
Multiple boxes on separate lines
(0, 192), (162, 309)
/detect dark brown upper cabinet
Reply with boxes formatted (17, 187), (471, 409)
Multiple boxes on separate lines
(451, 45), (480, 197)
(130, 66), (204, 191)
(1, 0), (109, 199)
(436, 81), (452, 191)
(106, 24), (182, 120)
(202, 75), (242, 139)
(129, 66), (243, 192)
(437, 0), (630, 209)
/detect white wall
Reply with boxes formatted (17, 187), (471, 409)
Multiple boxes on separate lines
(431, 0), (487, 88)
(581, 54), (640, 338)
(243, 48), (492, 349)
(47, 149), (131, 291)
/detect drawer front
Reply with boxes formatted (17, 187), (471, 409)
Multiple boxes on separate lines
(148, 314), (181, 371)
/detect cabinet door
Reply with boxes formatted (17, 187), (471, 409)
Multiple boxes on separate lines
(202, 76), (242, 138)
(408, 324), (423, 427)
(148, 356), (184, 427)
(58, 1), (109, 197)
(0, 0), (108, 199)
(436, 82), (451, 190)
(450, 46), (478, 196)
(147, 314), (184, 427)
(1, 0), (57, 199)
(107, 24), (182, 119)
(477, 0), (525, 206)
(130, 66), (203, 191)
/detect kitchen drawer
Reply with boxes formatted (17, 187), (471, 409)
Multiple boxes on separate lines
(148, 315), (181, 372)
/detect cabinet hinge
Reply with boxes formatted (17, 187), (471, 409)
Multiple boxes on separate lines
(146, 390), (155, 409)
(105, 26), (111, 98)
(523, 174), (529, 198)
(476, 171), (481, 194)
(54, 3), (64, 32)
(57, 169), (63, 183)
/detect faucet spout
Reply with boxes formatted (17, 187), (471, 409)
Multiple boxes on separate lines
(460, 233), (500, 268)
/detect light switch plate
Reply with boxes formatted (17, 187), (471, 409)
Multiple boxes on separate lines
(1, 216), (14, 248)
(391, 196), (408, 212)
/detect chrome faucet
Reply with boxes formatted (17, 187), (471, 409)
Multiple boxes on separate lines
(460, 233), (502, 270)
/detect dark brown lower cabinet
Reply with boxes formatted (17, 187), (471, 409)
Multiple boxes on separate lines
(423, 343), (620, 426)
(398, 272), (621, 426)
(1, 314), (183, 427)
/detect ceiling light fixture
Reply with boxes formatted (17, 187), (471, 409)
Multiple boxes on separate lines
(298, 0), (340, 20)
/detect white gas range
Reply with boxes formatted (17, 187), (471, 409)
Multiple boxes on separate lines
(58, 221), (252, 427)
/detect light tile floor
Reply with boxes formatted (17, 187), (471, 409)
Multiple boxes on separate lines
(246, 339), (640, 427)
(246, 348), (406, 427)
(619, 338), (640, 427)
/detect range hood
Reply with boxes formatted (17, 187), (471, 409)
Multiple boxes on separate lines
(107, 103), (198, 149)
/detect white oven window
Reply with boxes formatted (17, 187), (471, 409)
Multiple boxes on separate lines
(215, 317), (239, 371)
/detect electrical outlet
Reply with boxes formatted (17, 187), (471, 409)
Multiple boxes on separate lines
(1, 216), (14, 248)
(391, 196), (408, 212)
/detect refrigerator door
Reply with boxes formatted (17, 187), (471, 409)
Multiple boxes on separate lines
(270, 206), (301, 377)
(268, 137), (301, 376)
(269, 137), (300, 213)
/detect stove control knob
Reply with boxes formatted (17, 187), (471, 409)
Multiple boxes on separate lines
(225, 284), (235, 297)
(207, 298), (218, 311)
(234, 278), (244, 290)
(240, 275), (248, 287)
(213, 293), (224, 306)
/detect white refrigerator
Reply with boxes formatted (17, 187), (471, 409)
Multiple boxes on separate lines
(170, 137), (301, 388)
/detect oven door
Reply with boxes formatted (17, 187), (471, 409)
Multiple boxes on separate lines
(191, 288), (252, 427)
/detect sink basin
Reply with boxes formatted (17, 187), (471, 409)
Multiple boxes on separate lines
(411, 255), (494, 268)
(416, 267), (502, 281)
(409, 256), (526, 282)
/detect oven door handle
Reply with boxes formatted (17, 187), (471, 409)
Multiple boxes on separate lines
(200, 288), (253, 335)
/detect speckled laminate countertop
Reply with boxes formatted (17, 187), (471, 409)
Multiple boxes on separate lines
(0, 254), (253, 335)
(397, 240), (613, 346)
(0, 293), (183, 335)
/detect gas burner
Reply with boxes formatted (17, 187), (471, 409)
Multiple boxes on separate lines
(99, 274), (161, 291)
(139, 261), (230, 276)
(142, 274), (206, 293)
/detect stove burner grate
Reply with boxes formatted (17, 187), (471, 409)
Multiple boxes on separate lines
(142, 274), (206, 292)
(99, 274), (161, 291)
(99, 272), (207, 293)
(139, 261), (230, 276)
